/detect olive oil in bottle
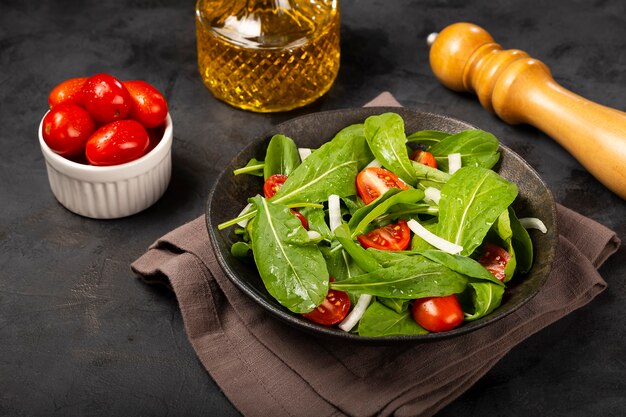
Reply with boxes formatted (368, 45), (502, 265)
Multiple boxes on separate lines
(195, 0), (340, 112)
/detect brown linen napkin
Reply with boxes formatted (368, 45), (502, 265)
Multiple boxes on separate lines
(132, 93), (621, 417)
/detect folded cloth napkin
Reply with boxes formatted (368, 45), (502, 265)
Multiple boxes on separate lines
(132, 93), (620, 417)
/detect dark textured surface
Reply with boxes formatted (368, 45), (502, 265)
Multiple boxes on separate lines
(1, 0), (624, 416)
(207, 107), (557, 343)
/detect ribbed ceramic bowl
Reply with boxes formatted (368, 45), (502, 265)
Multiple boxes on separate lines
(206, 107), (557, 343)
(38, 113), (172, 219)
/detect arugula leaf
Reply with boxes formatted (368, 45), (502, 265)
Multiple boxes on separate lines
(330, 257), (467, 299)
(358, 301), (428, 337)
(421, 250), (504, 286)
(333, 224), (381, 273)
(300, 206), (333, 242)
(437, 166), (518, 256)
(233, 158), (265, 177)
(364, 113), (417, 184)
(428, 130), (500, 172)
(231, 241), (252, 258)
(263, 134), (301, 180)
(406, 130), (451, 145)
(378, 297), (411, 314)
(491, 209), (518, 282)
(509, 207), (534, 274)
(463, 281), (505, 321)
(330, 124), (374, 170)
(412, 160), (451, 190)
(271, 134), (358, 205)
(321, 246), (366, 282)
(349, 189), (425, 238)
(366, 248), (424, 268)
(249, 196), (329, 313)
(410, 219), (438, 252)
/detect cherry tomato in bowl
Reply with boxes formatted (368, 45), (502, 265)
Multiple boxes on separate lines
(123, 81), (168, 128)
(48, 77), (87, 108)
(357, 220), (411, 251)
(81, 73), (132, 124)
(411, 149), (438, 169)
(41, 103), (96, 158)
(85, 120), (149, 166)
(302, 284), (351, 326)
(411, 294), (464, 333)
(478, 243), (511, 281)
(263, 174), (288, 198)
(356, 167), (408, 204)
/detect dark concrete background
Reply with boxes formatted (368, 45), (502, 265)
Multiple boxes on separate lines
(1, 0), (624, 416)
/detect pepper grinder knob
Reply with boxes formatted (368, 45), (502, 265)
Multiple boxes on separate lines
(429, 22), (626, 200)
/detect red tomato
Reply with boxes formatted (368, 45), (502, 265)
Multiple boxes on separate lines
(85, 120), (149, 166)
(357, 220), (410, 251)
(123, 80), (168, 128)
(42, 103), (96, 158)
(81, 73), (132, 123)
(356, 167), (408, 204)
(291, 210), (309, 230)
(411, 295), (464, 332)
(263, 174), (288, 198)
(48, 77), (87, 108)
(411, 149), (438, 169)
(302, 283), (350, 326)
(478, 243), (511, 281)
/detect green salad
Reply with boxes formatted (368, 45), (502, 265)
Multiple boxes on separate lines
(219, 112), (538, 336)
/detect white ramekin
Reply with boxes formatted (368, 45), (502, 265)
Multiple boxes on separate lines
(38, 113), (173, 219)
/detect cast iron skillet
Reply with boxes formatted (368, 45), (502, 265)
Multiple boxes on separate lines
(206, 107), (557, 343)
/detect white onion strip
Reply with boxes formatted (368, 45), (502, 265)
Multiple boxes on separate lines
(298, 148), (312, 161)
(366, 158), (382, 168)
(407, 219), (463, 254)
(424, 187), (441, 205)
(236, 202), (254, 227)
(448, 153), (462, 175)
(328, 194), (342, 232)
(339, 294), (372, 332)
(307, 230), (322, 241)
(519, 217), (548, 233)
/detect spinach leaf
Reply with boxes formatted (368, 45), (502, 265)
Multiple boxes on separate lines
(437, 166), (518, 256)
(333, 224), (381, 273)
(300, 206), (333, 242)
(463, 281), (505, 321)
(421, 250), (504, 286)
(349, 189), (425, 238)
(233, 158), (265, 177)
(428, 130), (500, 172)
(410, 219), (438, 252)
(412, 161), (451, 189)
(330, 257), (467, 299)
(378, 297), (411, 314)
(372, 203), (438, 225)
(321, 246), (366, 282)
(341, 196), (364, 216)
(364, 113), (417, 184)
(406, 130), (451, 145)
(366, 248), (423, 267)
(331, 124), (374, 170)
(271, 133), (358, 205)
(250, 196), (328, 313)
(509, 207), (534, 274)
(263, 134), (301, 180)
(231, 241), (252, 258)
(358, 301), (428, 337)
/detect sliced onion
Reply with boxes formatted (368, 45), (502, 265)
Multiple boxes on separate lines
(519, 217), (548, 233)
(407, 219), (463, 254)
(236, 202), (254, 227)
(307, 230), (322, 241)
(298, 148), (312, 161)
(424, 187), (441, 205)
(448, 153), (462, 175)
(339, 294), (372, 332)
(366, 158), (382, 168)
(328, 194), (342, 232)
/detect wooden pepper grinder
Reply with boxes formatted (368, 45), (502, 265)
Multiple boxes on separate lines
(428, 22), (626, 199)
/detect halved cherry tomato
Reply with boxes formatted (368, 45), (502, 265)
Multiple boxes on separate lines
(263, 174), (288, 198)
(357, 220), (410, 251)
(411, 149), (438, 169)
(411, 294), (464, 332)
(48, 77), (87, 108)
(478, 243), (511, 281)
(81, 73), (132, 123)
(123, 80), (168, 128)
(85, 120), (149, 166)
(302, 280), (350, 326)
(291, 210), (309, 230)
(356, 167), (408, 204)
(42, 103), (96, 158)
